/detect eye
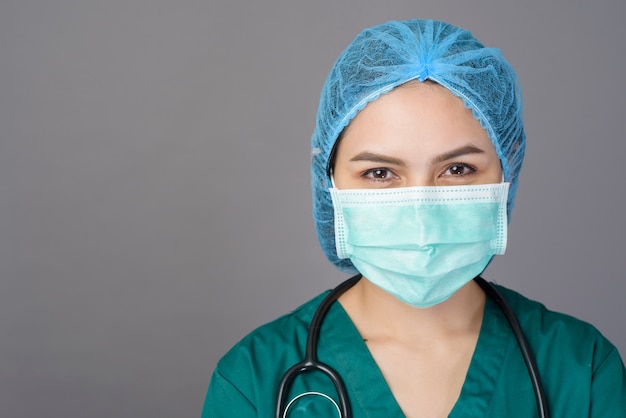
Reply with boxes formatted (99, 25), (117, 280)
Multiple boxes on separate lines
(362, 168), (396, 181)
(443, 163), (476, 177)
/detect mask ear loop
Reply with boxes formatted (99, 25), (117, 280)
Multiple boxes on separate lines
(329, 171), (337, 189)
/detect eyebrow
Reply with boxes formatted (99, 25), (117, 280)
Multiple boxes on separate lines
(431, 145), (486, 164)
(348, 145), (486, 167)
(349, 152), (406, 166)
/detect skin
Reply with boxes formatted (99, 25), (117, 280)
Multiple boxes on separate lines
(332, 81), (503, 418)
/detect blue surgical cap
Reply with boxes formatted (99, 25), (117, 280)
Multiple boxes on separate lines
(311, 19), (526, 273)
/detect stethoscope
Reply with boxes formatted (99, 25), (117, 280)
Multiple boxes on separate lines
(275, 274), (549, 418)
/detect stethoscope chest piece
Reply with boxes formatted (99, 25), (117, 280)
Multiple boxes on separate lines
(282, 391), (342, 418)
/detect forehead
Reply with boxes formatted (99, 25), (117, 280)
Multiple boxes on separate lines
(336, 81), (493, 155)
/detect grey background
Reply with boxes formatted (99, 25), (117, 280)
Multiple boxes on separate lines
(1, 0), (624, 417)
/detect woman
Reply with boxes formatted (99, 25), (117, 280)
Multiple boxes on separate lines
(203, 19), (626, 417)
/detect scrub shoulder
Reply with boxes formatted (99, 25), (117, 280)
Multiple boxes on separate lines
(202, 291), (326, 417)
(493, 284), (626, 417)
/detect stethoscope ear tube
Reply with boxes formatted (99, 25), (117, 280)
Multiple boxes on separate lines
(474, 277), (550, 418)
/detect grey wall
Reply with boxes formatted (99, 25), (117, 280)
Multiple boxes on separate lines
(1, 0), (624, 417)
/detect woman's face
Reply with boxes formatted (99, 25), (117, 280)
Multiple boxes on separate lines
(332, 82), (502, 189)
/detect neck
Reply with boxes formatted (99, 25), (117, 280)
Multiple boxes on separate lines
(338, 276), (486, 344)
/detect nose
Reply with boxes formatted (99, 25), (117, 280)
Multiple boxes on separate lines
(405, 172), (437, 187)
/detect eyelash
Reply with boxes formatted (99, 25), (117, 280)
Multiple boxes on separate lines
(442, 163), (477, 177)
(362, 168), (398, 182)
(361, 163), (477, 182)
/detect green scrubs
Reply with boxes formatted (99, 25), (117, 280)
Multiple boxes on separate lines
(203, 283), (626, 417)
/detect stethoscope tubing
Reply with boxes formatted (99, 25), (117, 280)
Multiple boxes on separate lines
(275, 275), (358, 418)
(474, 276), (549, 418)
(276, 275), (549, 418)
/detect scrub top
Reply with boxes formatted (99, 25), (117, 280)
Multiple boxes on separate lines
(202, 282), (626, 417)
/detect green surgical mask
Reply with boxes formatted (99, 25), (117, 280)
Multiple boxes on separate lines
(329, 183), (509, 308)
